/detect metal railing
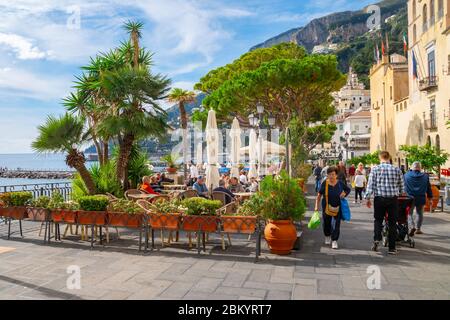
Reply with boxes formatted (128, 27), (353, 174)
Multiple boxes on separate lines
(0, 182), (72, 201)
(419, 76), (438, 91)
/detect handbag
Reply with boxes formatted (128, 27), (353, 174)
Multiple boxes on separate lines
(341, 198), (351, 221)
(325, 180), (340, 217)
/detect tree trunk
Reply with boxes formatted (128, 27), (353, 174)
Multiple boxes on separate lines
(179, 102), (188, 180)
(116, 133), (135, 190)
(76, 164), (96, 195)
(92, 138), (103, 167)
(102, 140), (109, 163)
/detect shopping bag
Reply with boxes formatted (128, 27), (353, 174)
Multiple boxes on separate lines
(351, 181), (356, 188)
(308, 211), (321, 230)
(341, 198), (351, 222)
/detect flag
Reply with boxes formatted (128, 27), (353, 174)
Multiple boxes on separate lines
(381, 39), (386, 56)
(385, 33), (390, 54)
(412, 50), (418, 79)
(403, 32), (408, 55)
(376, 43), (380, 63)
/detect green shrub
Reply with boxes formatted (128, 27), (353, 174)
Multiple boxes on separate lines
(150, 200), (185, 214)
(181, 198), (222, 216)
(78, 195), (109, 212)
(30, 196), (51, 208)
(108, 199), (144, 215)
(236, 196), (262, 216)
(0, 192), (33, 207)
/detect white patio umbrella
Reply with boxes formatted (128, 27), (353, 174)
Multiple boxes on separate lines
(196, 142), (203, 165)
(247, 129), (258, 179)
(257, 135), (266, 176)
(205, 109), (221, 190)
(240, 140), (286, 155)
(229, 117), (241, 178)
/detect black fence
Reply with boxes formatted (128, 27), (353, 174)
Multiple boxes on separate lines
(0, 182), (73, 201)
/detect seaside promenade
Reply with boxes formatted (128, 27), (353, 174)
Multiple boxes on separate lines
(0, 181), (449, 300)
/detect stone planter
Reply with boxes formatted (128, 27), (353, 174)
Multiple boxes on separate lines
(182, 215), (218, 232)
(77, 210), (107, 225)
(26, 207), (50, 221)
(108, 212), (143, 228)
(221, 216), (257, 234)
(148, 213), (181, 230)
(0, 206), (28, 220)
(51, 209), (78, 224)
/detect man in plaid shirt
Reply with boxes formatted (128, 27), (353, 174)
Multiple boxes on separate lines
(365, 151), (405, 254)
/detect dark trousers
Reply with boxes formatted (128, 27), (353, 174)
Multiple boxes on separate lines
(355, 187), (364, 201)
(374, 196), (398, 250)
(315, 179), (322, 192)
(322, 211), (341, 241)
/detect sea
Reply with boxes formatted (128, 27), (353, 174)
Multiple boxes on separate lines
(0, 153), (164, 187)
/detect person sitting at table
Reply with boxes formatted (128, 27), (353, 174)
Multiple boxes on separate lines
(158, 173), (174, 186)
(247, 177), (259, 192)
(213, 179), (236, 204)
(140, 176), (160, 195)
(150, 176), (163, 193)
(228, 177), (245, 193)
(239, 170), (248, 186)
(193, 176), (209, 198)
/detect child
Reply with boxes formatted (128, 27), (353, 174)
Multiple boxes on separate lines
(353, 170), (367, 203)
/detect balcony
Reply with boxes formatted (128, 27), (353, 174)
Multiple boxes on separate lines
(419, 76), (438, 91)
(424, 114), (438, 130)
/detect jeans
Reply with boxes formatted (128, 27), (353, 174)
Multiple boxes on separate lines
(355, 187), (364, 201)
(322, 211), (341, 241)
(408, 204), (424, 230)
(374, 196), (398, 250)
(315, 179), (321, 192)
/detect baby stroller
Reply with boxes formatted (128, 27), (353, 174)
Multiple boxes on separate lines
(382, 196), (415, 248)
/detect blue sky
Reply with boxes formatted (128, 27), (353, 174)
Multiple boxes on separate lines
(0, 0), (375, 153)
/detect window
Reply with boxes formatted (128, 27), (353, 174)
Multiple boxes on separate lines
(339, 125), (343, 130)
(448, 54), (450, 74)
(423, 4), (428, 32)
(413, 24), (417, 43)
(377, 113), (380, 126)
(438, 0), (444, 19)
(430, 99), (437, 128)
(405, 101), (408, 109)
(390, 86), (393, 100)
(428, 50), (436, 78)
(430, 0), (435, 25)
(381, 98), (384, 105)
(413, 0), (417, 18)
(396, 104), (399, 112)
(354, 125), (360, 132)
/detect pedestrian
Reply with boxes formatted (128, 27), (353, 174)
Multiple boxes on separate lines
(314, 166), (351, 250)
(320, 161), (329, 182)
(348, 164), (356, 183)
(365, 151), (405, 255)
(353, 170), (367, 203)
(357, 162), (366, 176)
(313, 163), (323, 192)
(404, 162), (433, 236)
(337, 161), (347, 185)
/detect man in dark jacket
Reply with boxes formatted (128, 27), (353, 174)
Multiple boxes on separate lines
(404, 162), (433, 236)
(313, 163), (323, 192)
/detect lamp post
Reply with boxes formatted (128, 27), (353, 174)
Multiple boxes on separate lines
(343, 132), (356, 162)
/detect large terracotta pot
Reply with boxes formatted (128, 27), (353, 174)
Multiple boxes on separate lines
(166, 167), (177, 174)
(182, 215), (218, 232)
(51, 209), (78, 224)
(264, 219), (297, 255)
(0, 206), (28, 219)
(108, 212), (143, 228)
(424, 185), (440, 212)
(26, 207), (49, 221)
(221, 216), (257, 234)
(148, 213), (181, 230)
(77, 211), (107, 225)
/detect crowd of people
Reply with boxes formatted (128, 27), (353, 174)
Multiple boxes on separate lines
(139, 172), (175, 195)
(313, 151), (434, 255)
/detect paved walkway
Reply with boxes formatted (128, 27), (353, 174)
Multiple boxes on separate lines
(0, 189), (449, 300)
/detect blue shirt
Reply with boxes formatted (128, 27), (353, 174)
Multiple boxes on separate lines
(193, 182), (208, 194)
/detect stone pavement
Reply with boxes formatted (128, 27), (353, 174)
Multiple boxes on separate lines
(0, 191), (449, 300)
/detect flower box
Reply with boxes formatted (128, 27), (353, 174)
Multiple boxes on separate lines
(0, 206), (28, 219)
(108, 212), (144, 228)
(77, 210), (107, 225)
(26, 207), (50, 221)
(51, 209), (78, 224)
(182, 215), (218, 233)
(148, 213), (181, 230)
(221, 216), (257, 234)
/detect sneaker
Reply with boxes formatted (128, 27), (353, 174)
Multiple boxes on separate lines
(325, 236), (331, 245)
(415, 229), (423, 235)
(388, 249), (398, 255)
(409, 228), (416, 237)
(353, 200), (357, 204)
(371, 241), (379, 252)
(332, 241), (338, 249)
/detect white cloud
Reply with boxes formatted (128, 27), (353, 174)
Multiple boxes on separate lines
(0, 33), (51, 60)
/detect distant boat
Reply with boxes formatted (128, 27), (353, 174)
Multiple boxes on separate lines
(86, 153), (99, 162)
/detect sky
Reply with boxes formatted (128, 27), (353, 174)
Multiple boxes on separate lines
(0, 0), (375, 153)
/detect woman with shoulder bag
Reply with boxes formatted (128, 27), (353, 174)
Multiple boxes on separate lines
(314, 166), (351, 249)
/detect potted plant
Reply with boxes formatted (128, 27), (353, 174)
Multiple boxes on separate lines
(220, 197), (260, 234)
(107, 199), (144, 228)
(161, 154), (179, 174)
(77, 195), (109, 225)
(27, 195), (51, 221)
(0, 192), (33, 219)
(181, 198), (221, 232)
(258, 170), (306, 255)
(146, 200), (183, 230)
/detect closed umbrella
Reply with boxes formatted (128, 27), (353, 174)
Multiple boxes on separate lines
(229, 117), (241, 178)
(205, 109), (220, 190)
(196, 142), (203, 165)
(247, 128), (258, 179)
(257, 135), (266, 176)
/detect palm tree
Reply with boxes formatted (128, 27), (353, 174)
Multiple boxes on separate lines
(32, 114), (96, 194)
(168, 88), (196, 179)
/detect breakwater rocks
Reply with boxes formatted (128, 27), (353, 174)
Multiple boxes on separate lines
(0, 170), (75, 180)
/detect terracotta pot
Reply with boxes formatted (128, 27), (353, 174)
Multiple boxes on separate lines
(424, 185), (440, 212)
(0, 206), (28, 219)
(221, 216), (257, 234)
(26, 207), (50, 221)
(77, 210), (107, 225)
(166, 167), (177, 174)
(51, 209), (78, 224)
(264, 219), (297, 255)
(108, 212), (143, 228)
(182, 215), (218, 232)
(148, 213), (181, 230)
